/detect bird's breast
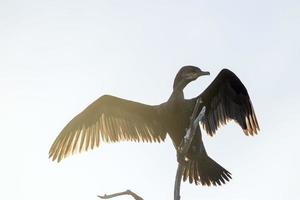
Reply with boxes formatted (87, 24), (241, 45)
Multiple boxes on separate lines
(164, 101), (193, 147)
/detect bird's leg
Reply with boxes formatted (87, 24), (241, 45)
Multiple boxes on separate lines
(176, 148), (189, 165)
(177, 127), (192, 165)
(194, 105), (206, 125)
(177, 105), (206, 164)
(195, 106), (207, 155)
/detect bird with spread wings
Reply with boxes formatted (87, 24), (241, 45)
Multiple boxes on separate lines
(49, 66), (259, 186)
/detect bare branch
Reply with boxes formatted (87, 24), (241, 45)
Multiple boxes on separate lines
(98, 190), (144, 200)
(174, 98), (205, 200)
(174, 163), (184, 200)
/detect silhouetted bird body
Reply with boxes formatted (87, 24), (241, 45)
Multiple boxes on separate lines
(49, 66), (259, 186)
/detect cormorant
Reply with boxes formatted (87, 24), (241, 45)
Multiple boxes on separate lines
(49, 66), (259, 186)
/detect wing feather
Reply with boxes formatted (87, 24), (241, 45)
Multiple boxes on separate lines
(49, 95), (167, 162)
(198, 69), (260, 136)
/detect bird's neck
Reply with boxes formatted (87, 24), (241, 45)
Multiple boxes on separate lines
(173, 79), (189, 91)
(169, 79), (189, 102)
(169, 89), (184, 101)
(169, 86), (185, 103)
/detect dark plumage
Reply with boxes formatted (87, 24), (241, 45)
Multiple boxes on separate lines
(49, 66), (259, 186)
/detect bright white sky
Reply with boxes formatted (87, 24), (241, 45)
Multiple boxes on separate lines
(1, 0), (300, 200)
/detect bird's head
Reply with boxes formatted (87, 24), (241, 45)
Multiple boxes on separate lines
(173, 66), (210, 90)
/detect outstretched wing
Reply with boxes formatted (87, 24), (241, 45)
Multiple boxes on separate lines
(198, 69), (260, 136)
(49, 95), (167, 162)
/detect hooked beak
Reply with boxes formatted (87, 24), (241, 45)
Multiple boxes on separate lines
(192, 70), (210, 79)
(200, 70), (210, 76)
(185, 70), (210, 80)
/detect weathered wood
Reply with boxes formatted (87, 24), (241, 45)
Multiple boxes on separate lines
(98, 189), (143, 200)
(174, 98), (205, 200)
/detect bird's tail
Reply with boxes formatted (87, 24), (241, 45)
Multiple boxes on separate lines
(182, 154), (232, 186)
